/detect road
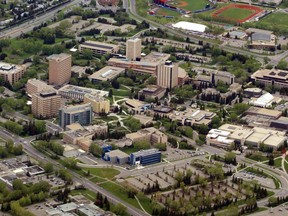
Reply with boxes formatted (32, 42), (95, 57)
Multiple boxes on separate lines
(0, 0), (83, 39)
(0, 126), (148, 216)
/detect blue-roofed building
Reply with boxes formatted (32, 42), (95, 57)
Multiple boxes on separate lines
(130, 149), (161, 166)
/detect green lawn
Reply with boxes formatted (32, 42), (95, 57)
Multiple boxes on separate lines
(217, 7), (254, 20)
(284, 160), (288, 173)
(156, 8), (180, 17)
(258, 12), (288, 30)
(99, 182), (141, 209)
(82, 168), (120, 179)
(273, 157), (282, 168)
(89, 176), (107, 184)
(174, 0), (209, 11)
(70, 189), (97, 201)
(120, 146), (138, 155)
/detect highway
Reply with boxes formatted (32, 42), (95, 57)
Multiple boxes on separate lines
(0, 126), (148, 216)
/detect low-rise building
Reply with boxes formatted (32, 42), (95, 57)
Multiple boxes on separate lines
(83, 93), (110, 114)
(249, 92), (281, 108)
(138, 85), (166, 100)
(103, 149), (129, 164)
(270, 117), (288, 131)
(79, 40), (119, 55)
(0, 62), (28, 85)
(169, 108), (216, 126)
(63, 124), (108, 151)
(58, 84), (108, 101)
(251, 69), (288, 88)
(126, 127), (168, 144)
(178, 67), (189, 85)
(26, 79), (54, 97)
(246, 28), (276, 50)
(243, 87), (263, 98)
(207, 123), (287, 149)
(193, 68), (235, 86)
(130, 149), (161, 166)
(245, 107), (282, 120)
(88, 66), (125, 83)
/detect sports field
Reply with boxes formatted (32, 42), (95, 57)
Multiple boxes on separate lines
(156, 7), (180, 16)
(258, 12), (288, 29)
(212, 4), (263, 23)
(173, 0), (210, 11)
(218, 7), (255, 20)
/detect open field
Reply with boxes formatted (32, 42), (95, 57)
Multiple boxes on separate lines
(257, 12), (288, 30)
(173, 0), (210, 11)
(156, 7), (180, 16)
(212, 4), (263, 23)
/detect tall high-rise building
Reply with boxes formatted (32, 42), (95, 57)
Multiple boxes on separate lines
(126, 38), (141, 61)
(48, 53), (72, 86)
(31, 90), (61, 119)
(59, 103), (92, 129)
(157, 61), (178, 89)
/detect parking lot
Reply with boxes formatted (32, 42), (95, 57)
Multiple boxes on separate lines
(235, 170), (275, 189)
(251, 203), (288, 216)
(163, 148), (206, 162)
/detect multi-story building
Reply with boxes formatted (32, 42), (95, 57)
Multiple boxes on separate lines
(48, 53), (72, 86)
(108, 52), (170, 75)
(79, 40), (119, 55)
(125, 127), (168, 144)
(251, 69), (288, 88)
(58, 85), (108, 101)
(138, 85), (166, 100)
(26, 78), (54, 97)
(83, 93), (110, 114)
(130, 149), (161, 166)
(193, 68), (235, 86)
(59, 103), (93, 129)
(31, 90), (61, 119)
(126, 38), (141, 61)
(157, 61), (178, 89)
(0, 62), (28, 85)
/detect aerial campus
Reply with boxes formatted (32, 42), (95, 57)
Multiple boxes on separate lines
(2, 0), (288, 216)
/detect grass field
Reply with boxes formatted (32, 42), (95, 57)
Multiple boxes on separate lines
(173, 0), (209, 11)
(217, 7), (255, 20)
(258, 12), (288, 29)
(156, 7), (180, 16)
(82, 168), (120, 179)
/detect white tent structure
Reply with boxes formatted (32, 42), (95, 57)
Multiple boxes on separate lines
(172, 21), (207, 33)
(250, 92), (274, 108)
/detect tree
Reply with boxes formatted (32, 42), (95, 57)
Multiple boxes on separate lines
(134, 140), (150, 150)
(154, 143), (166, 151)
(89, 143), (103, 157)
(224, 152), (237, 165)
(112, 203), (127, 215)
(43, 162), (54, 174)
(184, 126), (193, 138)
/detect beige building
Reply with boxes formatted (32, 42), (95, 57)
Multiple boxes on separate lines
(157, 61), (178, 89)
(126, 38), (141, 61)
(88, 66), (125, 83)
(31, 90), (61, 119)
(79, 40), (119, 55)
(83, 93), (110, 114)
(48, 53), (72, 86)
(0, 62), (28, 85)
(126, 127), (168, 144)
(207, 123), (287, 149)
(108, 52), (170, 75)
(251, 69), (288, 88)
(26, 78), (54, 97)
(63, 124), (108, 151)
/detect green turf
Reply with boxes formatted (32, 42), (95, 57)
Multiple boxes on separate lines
(216, 7), (254, 20)
(273, 157), (282, 168)
(258, 12), (288, 29)
(156, 8), (180, 17)
(82, 168), (120, 179)
(70, 189), (97, 201)
(174, 0), (209, 11)
(99, 182), (141, 209)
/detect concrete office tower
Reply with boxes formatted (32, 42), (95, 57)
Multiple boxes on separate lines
(32, 90), (61, 119)
(157, 61), (178, 89)
(59, 103), (92, 129)
(83, 93), (110, 114)
(126, 38), (141, 60)
(48, 53), (72, 86)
